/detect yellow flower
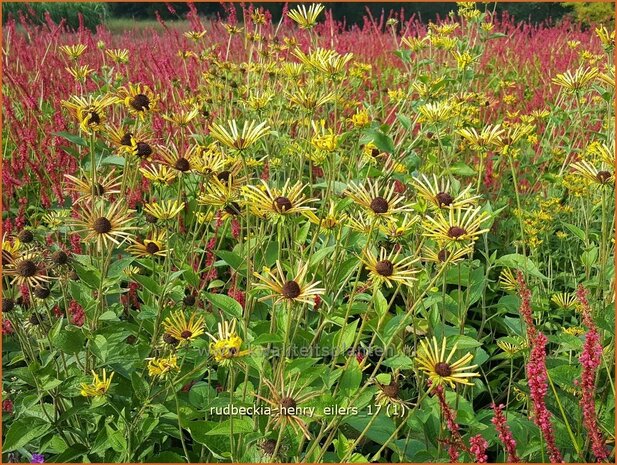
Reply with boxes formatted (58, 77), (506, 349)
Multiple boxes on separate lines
(207, 319), (249, 365)
(147, 355), (179, 379)
(287, 3), (325, 29)
(451, 50), (479, 70)
(570, 160), (613, 186)
(126, 230), (169, 258)
(139, 164), (178, 185)
(595, 25), (615, 52)
(162, 106), (200, 127)
(69, 202), (136, 252)
(163, 310), (205, 345)
(66, 64), (94, 82)
(287, 88), (334, 111)
(345, 179), (410, 219)
(105, 49), (129, 64)
(361, 247), (419, 289)
(143, 200), (185, 220)
(551, 293), (579, 311)
(292, 47), (353, 75)
(410, 174), (479, 211)
(117, 83), (159, 119)
(63, 170), (122, 204)
(184, 30), (207, 42)
(80, 369), (114, 397)
(61, 94), (118, 134)
(350, 108), (371, 127)
(59, 44), (87, 60)
(253, 261), (324, 306)
(415, 337), (479, 389)
(422, 205), (490, 249)
(209, 120), (270, 151)
(242, 180), (317, 221)
(311, 120), (339, 152)
(457, 124), (504, 151)
(552, 67), (599, 93)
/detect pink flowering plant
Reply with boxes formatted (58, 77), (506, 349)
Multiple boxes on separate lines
(1, 2), (614, 463)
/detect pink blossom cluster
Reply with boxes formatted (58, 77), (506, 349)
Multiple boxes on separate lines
(469, 434), (489, 463)
(576, 285), (608, 462)
(491, 403), (520, 462)
(526, 331), (563, 463)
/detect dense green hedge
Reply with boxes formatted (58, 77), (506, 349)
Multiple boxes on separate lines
(2, 2), (109, 30)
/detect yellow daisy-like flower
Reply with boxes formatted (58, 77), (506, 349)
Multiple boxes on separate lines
(552, 66), (599, 93)
(350, 108), (371, 127)
(162, 106), (200, 127)
(147, 355), (179, 379)
(80, 369), (114, 398)
(2, 234), (21, 266)
(287, 3), (325, 29)
(157, 143), (198, 175)
(254, 370), (321, 440)
(421, 244), (473, 267)
(105, 48), (129, 64)
(117, 83), (159, 119)
(209, 120), (270, 151)
(253, 261), (325, 306)
(4, 253), (51, 288)
(59, 44), (87, 60)
(242, 180), (317, 220)
(66, 64), (95, 82)
(139, 164), (178, 185)
(457, 124), (504, 152)
(309, 201), (346, 233)
(69, 202), (136, 252)
(410, 174), (479, 210)
(207, 319), (249, 366)
(192, 143), (228, 176)
(374, 372), (411, 417)
(162, 310), (206, 345)
(361, 247), (419, 289)
(287, 88), (334, 112)
(498, 268), (519, 293)
(422, 205), (489, 248)
(345, 179), (411, 219)
(551, 292), (579, 311)
(415, 337), (480, 389)
(143, 200), (185, 220)
(570, 160), (613, 186)
(126, 230), (169, 258)
(63, 170), (122, 204)
(61, 94), (118, 134)
(310, 120), (339, 152)
(184, 30), (207, 42)
(293, 47), (353, 75)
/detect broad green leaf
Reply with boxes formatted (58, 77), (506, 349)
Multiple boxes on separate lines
(204, 293), (243, 319)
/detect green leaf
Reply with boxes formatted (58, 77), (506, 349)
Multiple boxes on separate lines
(448, 161), (476, 177)
(205, 417), (254, 435)
(133, 274), (161, 295)
(563, 223), (586, 242)
(496, 254), (546, 280)
(204, 293), (243, 319)
(361, 129), (395, 154)
(54, 131), (88, 147)
(217, 250), (245, 271)
(52, 325), (85, 353)
(382, 354), (413, 369)
(3, 417), (51, 451)
(339, 360), (362, 395)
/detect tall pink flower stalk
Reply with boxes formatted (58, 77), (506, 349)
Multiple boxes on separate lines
(576, 285), (609, 462)
(517, 273), (563, 463)
(491, 404), (520, 462)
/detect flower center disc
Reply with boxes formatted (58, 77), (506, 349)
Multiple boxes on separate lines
(175, 157), (190, 172)
(273, 196), (293, 213)
(447, 226), (466, 239)
(435, 191), (453, 207)
(435, 362), (452, 377)
(370, 196), (389, 214)
(382, 382), (399, 398)
(282, 280), (301, 299)
(93, 217), (113, 234)
(375, 260), (394, 277)
(136, 142), (153, 158)
(17, 259), (37, 277)
(280, 396), (297, 411)
(146, 242), (160, 254)
(131, 93), (151, 112)
(596, 170), (611, 184)
(180, 330), (193, 339)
